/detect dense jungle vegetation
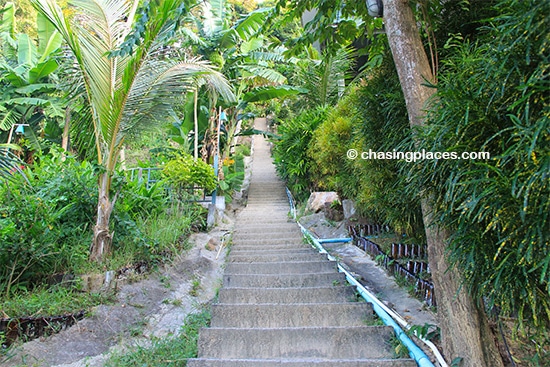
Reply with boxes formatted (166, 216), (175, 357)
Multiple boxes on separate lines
(0, 0), (548, 365)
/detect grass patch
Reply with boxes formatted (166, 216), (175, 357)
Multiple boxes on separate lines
(189, 277), (202, 297)
(105, 308), (211, 367)
(0, 286), (107, 318)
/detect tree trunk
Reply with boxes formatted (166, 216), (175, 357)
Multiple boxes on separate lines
(61, 107), (71, 161)
(194, 90), (199, 159)
(90, 172), (114, 262)
(383, 1), (504, 366)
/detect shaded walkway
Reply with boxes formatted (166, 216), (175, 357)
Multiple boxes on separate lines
(188, 118), (416, 366)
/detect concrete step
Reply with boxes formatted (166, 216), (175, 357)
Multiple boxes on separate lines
(228, 252), (326, 263)
(187, 358), (418, 367)
(223, 272), (347, 288)
(233, 231), (302, 240)
(229, 243), (311, 252)
(232, 237), (304, 246)
(224, 261), (338, 275)
(229, 248), (313, 256)
(247, 188), (285, 193)
(217, 286), (360, 304)
(238, 209), (290, 214)
(237, 215), (292, 222)
(240, 203), (287, 207)
(236, 220), (295, 226)
(244, 203), (288, 207)
(235, 223), (300, 233)
(195, 326), (397, 359)
(210, 303), (374, 327)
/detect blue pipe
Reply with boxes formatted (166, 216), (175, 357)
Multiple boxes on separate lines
(317, 238), (352, 244)
(350, 276), (434, 367)
(284, 187), (436, 366)
(302, 228), (435, 367)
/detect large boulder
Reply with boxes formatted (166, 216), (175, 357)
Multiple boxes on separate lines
(307, 192), (340, 213)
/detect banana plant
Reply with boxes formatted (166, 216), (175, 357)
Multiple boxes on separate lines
(0, 2), (64, 149)
(188, 0), (307, 161)
(32, 0), (235, 262)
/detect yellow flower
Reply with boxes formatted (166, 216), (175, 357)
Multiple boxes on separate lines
(222, 157), (235, 167)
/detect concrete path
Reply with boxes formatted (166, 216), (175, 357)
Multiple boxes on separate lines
(188, 118), (416, 366)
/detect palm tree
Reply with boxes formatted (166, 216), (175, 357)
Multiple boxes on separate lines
(291, 46), (355, 109)
(32, 0), (235, 262)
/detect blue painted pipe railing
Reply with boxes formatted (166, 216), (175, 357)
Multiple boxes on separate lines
(285, 187), (436, 367)
(305, 231), (435, 367)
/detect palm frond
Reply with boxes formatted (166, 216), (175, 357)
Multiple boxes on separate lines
(249, 50), (287, 63)
(293, 46), (355, 108)
(0, 109), (20, 131)
(202, 0), (227, 37)
(239, 64), (287, 84)
(120, 57), (235, 147)
(179, 27), (207, 46)
(32, 0), (133, 162)
(0, 146), (28, 184)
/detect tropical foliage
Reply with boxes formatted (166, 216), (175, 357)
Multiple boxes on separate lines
(0, 2), (65, 152)
(163, 152), (217, 193)
(416, 0), (549, 333)
(272, 106), (329, 201)
(308, 51), (423, 237)
(0, 0), (547, 364)
(272, 0), (549, 363)
(32, 0), (234, 261)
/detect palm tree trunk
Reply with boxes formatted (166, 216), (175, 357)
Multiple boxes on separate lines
(90, 172), (114, 262)
(384, 0), (504, 365)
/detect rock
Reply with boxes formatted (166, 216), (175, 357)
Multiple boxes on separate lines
(306, 192), (340, 213)
(46, 273), (76, 288)
(80, 273), (104, 293)
(205, 238), (218, 251)
(324, 201), (344, 222)
(80, 271), (117, 295)
(342, 199), (356, 219)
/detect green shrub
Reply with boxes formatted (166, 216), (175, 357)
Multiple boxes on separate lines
(162, 153), (217, 194)
(309, 102), (354, 192)
(0, 149), (197, 295)
(349, 56), (423, 237)
(219, 155), (245, 202)
(307, 51), (424, 238)
(273, 106), (330, 201)
(0, 152), (96, 295)
(116, 179), (168, 220)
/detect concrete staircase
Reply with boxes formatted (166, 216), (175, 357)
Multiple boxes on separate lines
(187, 119), (417, 367)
